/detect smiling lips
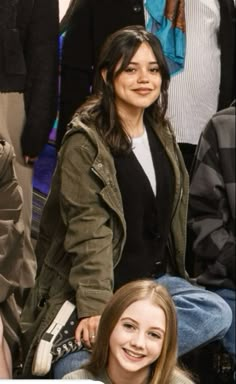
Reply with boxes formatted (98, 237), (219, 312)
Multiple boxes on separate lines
(133, 88), (153, 95)
(123, 348), (145, 360)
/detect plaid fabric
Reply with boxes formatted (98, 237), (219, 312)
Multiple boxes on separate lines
(188, 104), (235, 289)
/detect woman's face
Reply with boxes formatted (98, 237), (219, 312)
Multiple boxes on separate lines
(107, 299), (166, 380)
(113, 42), (162, 115)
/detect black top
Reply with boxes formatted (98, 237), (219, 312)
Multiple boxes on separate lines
(114, 126), (174, 290)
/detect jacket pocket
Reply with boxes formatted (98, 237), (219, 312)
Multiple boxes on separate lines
(3, 29), (26, 75)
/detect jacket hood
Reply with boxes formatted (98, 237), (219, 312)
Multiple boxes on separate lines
(61, 114), (97, 144)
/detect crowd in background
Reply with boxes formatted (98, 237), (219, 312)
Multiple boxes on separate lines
(0, 0), (235, 382)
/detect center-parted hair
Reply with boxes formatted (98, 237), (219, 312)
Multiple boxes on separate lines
(78, 25), (170, 154)
(85, 279), (178, 384)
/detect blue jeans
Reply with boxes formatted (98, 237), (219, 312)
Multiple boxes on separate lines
(208, 287), (235, 358)
(53, 275), (232, 378)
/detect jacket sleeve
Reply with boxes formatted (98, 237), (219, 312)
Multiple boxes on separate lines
(59, 134), (114, 318)
(188, 120), (235, 284)
(21, 0), (59, 157)
(56, 0), (94, 149)
(0, 142), (24, 302)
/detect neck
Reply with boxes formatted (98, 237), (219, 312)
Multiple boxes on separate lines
(122, 114), (145, 138)
(117, 105), (145, 138)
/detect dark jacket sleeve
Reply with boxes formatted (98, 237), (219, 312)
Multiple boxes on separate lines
(218, 0), (235, 110)
(56, 0), (94, 149)
(20, 0), (59, 157)
(188, 112), (235, 289)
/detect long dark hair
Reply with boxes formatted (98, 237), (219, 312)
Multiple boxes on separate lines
(78, 25), (170, 153)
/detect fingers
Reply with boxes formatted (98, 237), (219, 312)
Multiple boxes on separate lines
(75, 316), (101, 349)
(24, 156), (38, 166)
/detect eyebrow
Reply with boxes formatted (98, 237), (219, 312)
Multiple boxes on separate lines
(128, 61), (158, 65)
(121, 317), (165, 334)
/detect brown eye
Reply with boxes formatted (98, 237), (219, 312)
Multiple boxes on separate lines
(125, 68), (135, 73)
(148, 332), (161, 339)
(150, 67), (159, 73)
(122, 322), (136, 331)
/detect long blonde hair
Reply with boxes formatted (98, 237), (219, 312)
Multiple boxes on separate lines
(85, 279), (191, 384)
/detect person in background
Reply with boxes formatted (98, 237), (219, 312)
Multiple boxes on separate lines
(188, 102), (236, 372)
(0, 316), (11, 379)
(64, 280), (195, 384)
(20, 26), (232, 378)
(0, 139), (26, 377)
(0, 139), (24, 378)
(56, 0), (235, 174)
(0, 0), (59, 298)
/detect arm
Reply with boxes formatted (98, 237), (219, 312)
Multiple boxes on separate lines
(0, 142), (24, 303)
(0, 316), (12, 379)
(21, 0), (59, 157)
(188, 119), (235, 284)
(59, 133), (114, 342)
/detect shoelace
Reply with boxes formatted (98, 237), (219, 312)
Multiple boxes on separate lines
(52, 340), (80, 363)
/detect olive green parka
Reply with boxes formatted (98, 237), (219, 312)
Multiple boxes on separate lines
(21, 114), (189, 374)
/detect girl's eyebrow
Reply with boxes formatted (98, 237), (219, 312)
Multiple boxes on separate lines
(128, 61), (158, 65)
(120, 316), (138, 323)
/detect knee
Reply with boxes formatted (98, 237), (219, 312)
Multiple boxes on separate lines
(213, 294), (232, 335)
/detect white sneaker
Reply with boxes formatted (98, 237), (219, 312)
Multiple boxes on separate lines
(32, 300), (80, 376)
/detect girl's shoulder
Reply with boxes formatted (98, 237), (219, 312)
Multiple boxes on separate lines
(63, 368), (96, 380)
(171, 368), (195, 384)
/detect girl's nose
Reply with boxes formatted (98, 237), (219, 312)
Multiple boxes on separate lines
(137, 69), (149, 83)
(130, 332), (145, 349)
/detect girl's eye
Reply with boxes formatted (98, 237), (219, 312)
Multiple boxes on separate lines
(124, 67), (136, 73)
(150, 67), (159, 73)
(123, 322), (135, 330)
(148, 332), (161, 339)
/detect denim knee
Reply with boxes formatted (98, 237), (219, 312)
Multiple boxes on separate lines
(209, 291), (233, 338)
(156, 275), (233, 355)
(208, 288), (235, 356)
(53, 348), (91, 379)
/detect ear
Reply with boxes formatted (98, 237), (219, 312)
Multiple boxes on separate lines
(101, 68), (107, 83)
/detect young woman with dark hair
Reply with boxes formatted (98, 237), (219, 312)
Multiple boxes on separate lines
(20, 26), (231, 378)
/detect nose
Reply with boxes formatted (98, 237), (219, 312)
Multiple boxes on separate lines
(137, 69), (149, 83)
(130, 331), (146, 349)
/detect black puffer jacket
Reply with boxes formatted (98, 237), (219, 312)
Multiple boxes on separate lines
(0, 0), (59, 157)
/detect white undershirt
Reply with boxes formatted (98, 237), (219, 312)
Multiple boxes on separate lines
(132, 128), (156, 195)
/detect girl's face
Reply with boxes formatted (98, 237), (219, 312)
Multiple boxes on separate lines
(113, 42), (162, 115)
(107, 299), (166, 380)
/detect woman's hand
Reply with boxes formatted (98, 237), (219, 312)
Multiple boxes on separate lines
(75, 315), (101, 349)
(24, 156), (38, 166)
